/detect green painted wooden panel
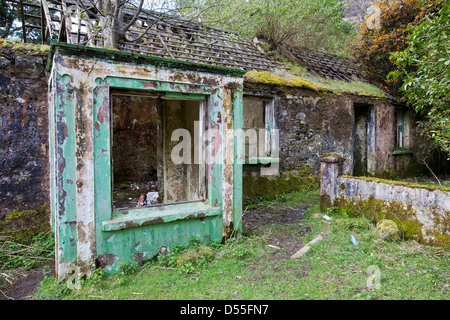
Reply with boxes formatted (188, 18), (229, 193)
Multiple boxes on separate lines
(92, 76), (229, 272)
(54, 72), (77, 263)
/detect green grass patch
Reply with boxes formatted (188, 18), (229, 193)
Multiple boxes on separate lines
(31, 189), (449, 300)
(0, 232), (54, 291)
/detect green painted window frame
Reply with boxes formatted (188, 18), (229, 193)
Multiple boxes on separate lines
(394, 109), (413, 155)
(102, 202), (222, 232)
(93, 76), (224, 231)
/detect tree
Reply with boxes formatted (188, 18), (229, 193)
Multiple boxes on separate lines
(389, 1), (450, 156)
(343, 0), (374, 28)
(351, 0), (442, 96)
(0, 0), (17, 38)
(66, 0), (223, 48)
(194, 0), (356, 56)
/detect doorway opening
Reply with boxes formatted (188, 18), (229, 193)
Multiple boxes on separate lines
(353, 103), (373, 176)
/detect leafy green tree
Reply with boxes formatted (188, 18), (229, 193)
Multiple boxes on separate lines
(0, 0), (18, 38)
(195, 0), (356, 56)
(389, 1), (450, 156)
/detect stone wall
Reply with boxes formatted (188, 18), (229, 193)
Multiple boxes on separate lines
(336, 176), (450, 246)
(277, 89), (355, 174)
(0, 45), (49, 218)
(244, 82), (404, 177)
(320, 156), (449, 246)
(244, 81), (450, 181)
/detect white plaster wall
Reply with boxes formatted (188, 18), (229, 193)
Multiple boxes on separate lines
(336, 176), (450, 243)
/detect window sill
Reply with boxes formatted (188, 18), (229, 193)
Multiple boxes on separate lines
(103, 202), (221, 232)
(244, 157), (280, 164)
(393, 149), (413, 156)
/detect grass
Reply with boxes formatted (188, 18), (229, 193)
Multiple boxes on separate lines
(0, 232), (54, 292)
(30, 189), (449, 300)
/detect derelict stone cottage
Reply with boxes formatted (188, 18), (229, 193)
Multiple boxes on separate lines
(0, 0), (431, 279)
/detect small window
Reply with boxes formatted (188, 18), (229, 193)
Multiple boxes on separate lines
(243, 97), (273, 159)
(394, 110), (409, 149)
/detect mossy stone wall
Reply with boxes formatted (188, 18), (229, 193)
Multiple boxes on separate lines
(333, 176), (450, 246)
(243, 167), (319, 201)
(0, 205), (51, 243)
(0, 40), (50, 219)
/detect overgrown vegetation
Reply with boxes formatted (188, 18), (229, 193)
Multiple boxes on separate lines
(0, 205), (53, 294)
(0, 232), (54, 292)
(197, 0), (357, 56)
(352, 0), (442, 97)
(31, 189), (449, 300)
(389, 0), (450, 157)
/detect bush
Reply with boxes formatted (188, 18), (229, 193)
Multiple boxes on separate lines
(352, 0), (442, 96)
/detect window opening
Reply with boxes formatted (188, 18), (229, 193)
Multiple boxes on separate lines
(243, 97), (272, 159)
(111, 91), (206, 211)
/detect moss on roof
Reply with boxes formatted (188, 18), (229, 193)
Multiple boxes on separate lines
(244, 71), (319, 91)
(244, 68), (387, 98)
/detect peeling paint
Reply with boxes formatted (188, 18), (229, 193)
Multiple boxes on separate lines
(97, 253), (118, 268)
(50, 45), (243, 277)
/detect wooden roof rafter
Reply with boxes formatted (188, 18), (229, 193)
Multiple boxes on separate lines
(7, 0), (278, 72)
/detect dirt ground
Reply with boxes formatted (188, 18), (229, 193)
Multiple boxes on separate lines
(0, 262), (54, 300)
(242, 205), (312, 259)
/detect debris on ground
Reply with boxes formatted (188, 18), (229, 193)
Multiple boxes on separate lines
(290, 231), (329, 259)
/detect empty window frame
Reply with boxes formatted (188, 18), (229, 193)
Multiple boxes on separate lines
(243, 97), (273, 159)
(394, 109), (410, 149)
(111, 91), (207, 211)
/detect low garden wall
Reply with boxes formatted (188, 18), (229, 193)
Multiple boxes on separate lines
(320, 153), (449, 246)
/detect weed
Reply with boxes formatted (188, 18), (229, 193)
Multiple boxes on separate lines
(0, 232), (54, 270)
(326, 206), (341, 216)
(86, 268), (104, 287)
(118, 263), (139, 276)
(157, 245), (184, 268)
(33, 276), (70, 300)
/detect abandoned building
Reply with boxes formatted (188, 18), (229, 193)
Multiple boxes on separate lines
(1, 0), (444, 280)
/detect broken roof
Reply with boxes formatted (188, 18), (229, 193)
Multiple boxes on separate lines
(13, 0), (373, 90)
(118, 12), (279, 72)
(16, 0), (278, 72)
(279, 45), (363, 82)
